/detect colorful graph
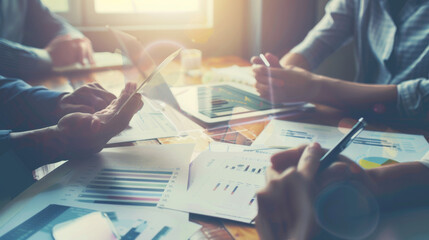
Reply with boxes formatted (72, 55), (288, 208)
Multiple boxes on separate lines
(358, 157), (399, 169)
(75, 168), (173, 207)
(224, 164), (266, 174)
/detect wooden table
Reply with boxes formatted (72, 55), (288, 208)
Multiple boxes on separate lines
(4, 56), (429, 240)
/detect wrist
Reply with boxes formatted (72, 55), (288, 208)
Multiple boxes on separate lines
(307, 73), (331, 103)
(10, 126), (67, 170)
(53, 93), (69, 119)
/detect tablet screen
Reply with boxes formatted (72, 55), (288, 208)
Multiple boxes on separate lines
(198, 85), (280, 118)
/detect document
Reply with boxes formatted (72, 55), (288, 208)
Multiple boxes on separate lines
(0, 144), (199, 240)
(253, 120), (429, 168)
(108, 98), (179, 144)
(53, 52), (126, 73)
(0, 204), (179, 240)
(160, 150), (271, 223)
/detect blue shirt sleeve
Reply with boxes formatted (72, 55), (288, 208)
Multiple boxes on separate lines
(290, 0), (356, 70)
(23, 0), (83, 48)
(0, 130), (35, 204)
(397, 78), (429, 118)
(0, 0), (83, 78)
(0, 77), (65, 131)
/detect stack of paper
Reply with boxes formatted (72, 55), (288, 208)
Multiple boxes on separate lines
(0, 144), (200, 240)
(159, 143), (275, 223)
(252, 120), (429, 168)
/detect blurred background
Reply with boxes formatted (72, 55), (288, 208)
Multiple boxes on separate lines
(41, 0), (355, 81)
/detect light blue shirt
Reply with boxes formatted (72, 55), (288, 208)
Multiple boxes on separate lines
(291, 0), (429, 118)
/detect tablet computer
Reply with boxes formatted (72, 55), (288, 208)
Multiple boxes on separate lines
(172, 82), (314, 125)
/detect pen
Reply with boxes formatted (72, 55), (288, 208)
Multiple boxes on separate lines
(318, 117), (367, 172)
(259, 54), (271, 67)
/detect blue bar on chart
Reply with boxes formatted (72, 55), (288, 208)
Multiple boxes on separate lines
(74, 168), (174, 207)
(231, 186), (238, 195)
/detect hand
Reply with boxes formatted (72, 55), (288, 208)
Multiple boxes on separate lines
(252, 65), (320, 104)
(56, 82), (143, 158)
(55, 83), (117, 118)
(10, 83), (143, 169)
(257, 144), (377, 240)
(251, 52), (282, 67)
(256, 143), (322, 240)
(46, 35), (95, 67)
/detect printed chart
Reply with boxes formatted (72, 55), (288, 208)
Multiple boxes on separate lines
(72, 168), (175, 207)
(161, 151), (270, 223)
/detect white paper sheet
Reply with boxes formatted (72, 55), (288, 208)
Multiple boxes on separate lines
(252, 120), (429, 167)
(108, 98), (179, 144)
(160, 150), (271, 223)
(0, 144), (199, 240)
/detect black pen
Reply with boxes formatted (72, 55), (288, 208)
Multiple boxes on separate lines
(318, 117), (367, 172)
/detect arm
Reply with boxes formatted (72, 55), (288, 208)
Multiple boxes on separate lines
(0, 38), (53, 78)
(0, 84), (142, 203)
(8, 83), (142, 170)
(0, 130), (35, 204)
(282, 0), (356, 70)
(0, 77), (117, 131)
(253, 66), (429, 119)
(23, 0), (83, 48)
(0, 77), (65, 131)
(367, 162), (429, 211)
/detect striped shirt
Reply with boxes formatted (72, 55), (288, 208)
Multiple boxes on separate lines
(0, 0), (82, 79)
(291, 0), (429, 118)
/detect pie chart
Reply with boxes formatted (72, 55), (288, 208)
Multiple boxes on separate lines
(358, 157), (398, 169)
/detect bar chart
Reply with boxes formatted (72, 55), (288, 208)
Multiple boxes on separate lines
(60, 165), (178, 208)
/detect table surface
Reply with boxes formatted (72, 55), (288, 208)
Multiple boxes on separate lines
(2, 56), (428, 240)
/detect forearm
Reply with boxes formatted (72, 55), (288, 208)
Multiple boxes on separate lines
(367, 162), (429, 211)
(280, 52), (310, 70)
(0, 39), (52, 78)
(312, 75), (398, 111)
(9, 126), (66, 170)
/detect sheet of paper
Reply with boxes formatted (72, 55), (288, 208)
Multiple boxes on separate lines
(160, 150), (271, 223)
(53, 52), (125, 73)
(202, 65), (256, 87)
(252, 120), (429, 168)
(108, 98), (179, 144)
(0, 144), (199, 239)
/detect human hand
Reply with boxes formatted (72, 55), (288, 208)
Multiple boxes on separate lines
(251, 52), (282, 68)
(55, 83), (117, 118)
(46, 35), (95, 67)
(256, 143), (323, 240)
(252, 65), (320, 104)
(56, 82), (143, 158)
(257, 144), (378, 240)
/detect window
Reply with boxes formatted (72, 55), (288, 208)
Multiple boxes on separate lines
(41, 0), (213, 29)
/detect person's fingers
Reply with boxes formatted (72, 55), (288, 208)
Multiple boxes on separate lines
(76, 41), (86, 65)
(255, 82), (270, 95)
(317, 158), (370, 192)
(256, 183), (288, 239)
(254, 74), (285, 87)
(251, 56), (264, 65)
(84, 38), (95, 64)
(266, 167), (281, 182)
(264, 53), (281, 67)
(270, 145), (307, 172)
(108, 93), (143, 134)
(297, 143), (323, 180)
(61, 104), (95, 115)
(85, 84), (117, 104)
(74, 93), (109, 111)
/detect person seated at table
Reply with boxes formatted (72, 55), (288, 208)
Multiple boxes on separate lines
(256, 143), (429, 240)
(0, 77), (143, 207)
(252, 0), (428, 120)
(0, 0), (94, 78)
